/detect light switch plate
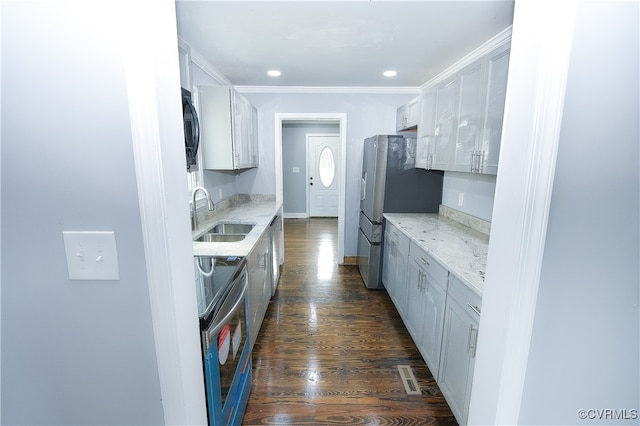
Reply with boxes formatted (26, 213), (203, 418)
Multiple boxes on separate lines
(63, 231), (120, 280)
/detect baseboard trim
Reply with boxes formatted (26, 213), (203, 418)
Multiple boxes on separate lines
(342, 256), (358, 266)
(283, 213), (308, 219)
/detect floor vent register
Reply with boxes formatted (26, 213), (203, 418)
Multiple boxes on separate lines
(397, 365), (422, 395)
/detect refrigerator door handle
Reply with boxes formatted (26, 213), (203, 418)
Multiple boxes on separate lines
(361, 173), (367, 201)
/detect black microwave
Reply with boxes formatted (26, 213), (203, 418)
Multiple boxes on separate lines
(182, 88), (200, 172)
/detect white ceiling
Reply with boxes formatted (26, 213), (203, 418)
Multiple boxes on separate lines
(175, 1), (514, 88)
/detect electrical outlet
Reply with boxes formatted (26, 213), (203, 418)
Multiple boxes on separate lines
(63, 231), (120, 280)
(458, 193), (464, 207)
(218, 188), (223, 200)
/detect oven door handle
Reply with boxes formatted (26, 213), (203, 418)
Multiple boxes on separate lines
(206, 274), (248, 343)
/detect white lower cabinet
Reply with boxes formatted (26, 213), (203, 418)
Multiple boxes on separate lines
(438, 276), (481, 425)
(382, 228), (482, 425)
(407, 242), (448, 378)
(419, 272), (447, 380)
(247, 231), (271, 348)
(382, 222), (409, 317)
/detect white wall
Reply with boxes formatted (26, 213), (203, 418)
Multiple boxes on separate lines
(1, 2), (165, 424)
(240, 92), (417, 255)
(518, 2), (639, 424)
(442, 172), (496, 221)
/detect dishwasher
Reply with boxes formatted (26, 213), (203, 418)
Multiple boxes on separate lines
(194, 255), (252, 426)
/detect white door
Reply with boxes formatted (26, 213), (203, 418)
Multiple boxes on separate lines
(307, 135), (340, 217)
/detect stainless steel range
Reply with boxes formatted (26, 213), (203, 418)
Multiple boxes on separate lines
(194, 256), (252, 425)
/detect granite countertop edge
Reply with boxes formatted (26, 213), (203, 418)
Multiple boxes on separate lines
(383, 213), (489, 297)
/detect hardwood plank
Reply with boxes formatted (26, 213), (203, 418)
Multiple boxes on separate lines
(243, 218), (457, 425)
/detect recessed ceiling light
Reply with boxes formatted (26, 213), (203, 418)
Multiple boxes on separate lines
(383, 70), (398, 77)
(267, 70), (281, 77)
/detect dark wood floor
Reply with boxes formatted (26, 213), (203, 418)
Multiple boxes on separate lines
(243, 218), (457, 425)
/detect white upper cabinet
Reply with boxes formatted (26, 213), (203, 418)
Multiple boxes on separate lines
(479, 41), (510, 175)
(233, 94), (259, 169)
(396, 96), (420, 132)
(430, 76), (458, 171)
(416, 91), (436, 169)
(198, 86), (259, 171)
(415, 38), (511, 175)
(452, 60), (487, 173)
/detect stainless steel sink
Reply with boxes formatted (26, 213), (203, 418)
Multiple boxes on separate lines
(195, 222), (255, 243)
(208, 223), (254, 234)
(196, 233), (247, 243)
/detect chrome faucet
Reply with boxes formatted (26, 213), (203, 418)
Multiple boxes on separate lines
(191, 186), (215, 230)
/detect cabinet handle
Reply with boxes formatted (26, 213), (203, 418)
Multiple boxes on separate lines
(470, 150), (485, 174)
(419, 257), (430, 266)
(467, 303), (481, 316)
(467, 325), (478, 357)
(470, 150), (482, 173)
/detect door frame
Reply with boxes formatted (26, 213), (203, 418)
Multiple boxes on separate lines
(306, 133), (340, 217)
(275, 113), (347, 264)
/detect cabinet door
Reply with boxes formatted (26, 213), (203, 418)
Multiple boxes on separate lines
(480, 42), (510, 175)
(248, 232), (270, 348)
(233, 94), (250, 169)
(396, 104), (408, 132)
(249, 105), (259, 167)
(200, 86), (235, 170)
(396, 97), (419, 131)
(406, 97), (420, 128)
(416, 91), (436, 169)
(431, 76), (458, 171)
(405, 257), (424, 345)
(452, 60), (486, 173)
(393, 240), (408, 316)
(439, 293), (480, 425)
(420, 275), (446, 379)
(247, 244), (261, 347)
(382, 230), (396, 299)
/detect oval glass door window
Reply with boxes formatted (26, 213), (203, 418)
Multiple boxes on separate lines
(318, 147), (336, 188)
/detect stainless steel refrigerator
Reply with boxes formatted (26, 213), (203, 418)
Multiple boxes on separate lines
(357, 135), (443, 289)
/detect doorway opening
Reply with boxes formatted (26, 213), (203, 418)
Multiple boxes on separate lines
(275, 113), (347, 264)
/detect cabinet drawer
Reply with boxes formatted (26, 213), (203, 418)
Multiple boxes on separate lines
(386, 223), (409, 255)
(409, 241), (448, 289)
(448, 276), (481, 320)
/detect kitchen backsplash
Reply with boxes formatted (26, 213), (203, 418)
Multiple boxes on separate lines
(439, 204), (491, 236)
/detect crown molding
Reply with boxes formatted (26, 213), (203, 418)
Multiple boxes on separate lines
(420, 25), (513, 91)
(183, 39), (233, 87)
(235, 85), (420, 95)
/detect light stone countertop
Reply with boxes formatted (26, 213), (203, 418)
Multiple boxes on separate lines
(192, 195), (281, 258)
(383, 213), (489, 296)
